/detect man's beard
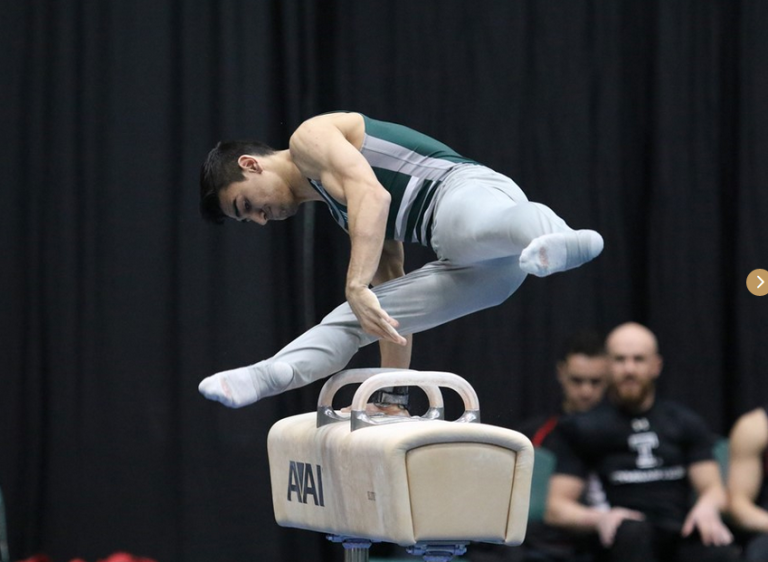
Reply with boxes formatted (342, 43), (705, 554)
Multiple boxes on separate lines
(610, 376), (655, 412)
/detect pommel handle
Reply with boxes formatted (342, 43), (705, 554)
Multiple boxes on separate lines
(315, 368), (447, 428)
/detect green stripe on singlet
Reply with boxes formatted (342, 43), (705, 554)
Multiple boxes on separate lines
(424, 211), (436, 247)
(372, 168), (412, 239)
(363, 118), (474, 164)
(411, 180), (440, 244)
(405, 180), (433, 243)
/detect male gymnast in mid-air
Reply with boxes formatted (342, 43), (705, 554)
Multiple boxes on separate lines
(197, 111), (604, 409)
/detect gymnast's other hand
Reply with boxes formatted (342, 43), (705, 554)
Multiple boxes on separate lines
(346, 285), (407, 346)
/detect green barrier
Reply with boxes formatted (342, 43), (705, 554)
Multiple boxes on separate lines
(528, 447), (556, 523)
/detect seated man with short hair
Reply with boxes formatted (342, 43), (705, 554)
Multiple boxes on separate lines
(545, 322), (739, 562)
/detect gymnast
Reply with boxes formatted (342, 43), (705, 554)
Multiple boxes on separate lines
(197, 111), (604, 409)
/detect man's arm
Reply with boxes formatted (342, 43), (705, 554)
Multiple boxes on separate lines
(373, 240), (412, 368)
(289, 114), (406, 346)
(683, 460), (733, 545)
(728, 408), (768, 533)
(545, 474), (643, 547)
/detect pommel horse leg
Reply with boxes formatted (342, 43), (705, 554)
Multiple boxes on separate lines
(268, 369), (534, 562)
(326, 536), (374, 562)
(327, 536), (467, 562)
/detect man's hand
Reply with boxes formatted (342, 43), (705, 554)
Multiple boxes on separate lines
(685, 459), (733, 545)
(596, 508), (645, 547)
(346, 285), (407, 346)
(681, 502), (733, 546)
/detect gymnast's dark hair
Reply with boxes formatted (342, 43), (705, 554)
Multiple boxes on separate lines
(199, 140), (276, 224)
(558, 330), (606, 362)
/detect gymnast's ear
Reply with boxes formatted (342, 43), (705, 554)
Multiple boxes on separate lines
(237, 154), (262, 173)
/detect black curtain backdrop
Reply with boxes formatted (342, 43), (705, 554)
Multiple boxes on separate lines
(1, 1), (767, 561)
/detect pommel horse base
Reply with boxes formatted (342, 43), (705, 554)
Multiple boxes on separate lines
(267, 369), (534, 562)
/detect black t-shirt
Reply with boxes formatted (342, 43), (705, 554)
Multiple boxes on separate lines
(547, 398), (715, 530)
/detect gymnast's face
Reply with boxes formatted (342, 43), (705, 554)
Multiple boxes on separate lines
(557, 353), (608, 414)
(219, 155), (299, 225)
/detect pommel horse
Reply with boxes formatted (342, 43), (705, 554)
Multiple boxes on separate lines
(267, 369), (534, 562)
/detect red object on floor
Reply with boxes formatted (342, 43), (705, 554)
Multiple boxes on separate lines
(16, 552), (157, 562)
(99, 554), (157, 562)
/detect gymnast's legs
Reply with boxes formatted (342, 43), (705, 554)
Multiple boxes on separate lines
(429, 165), (602, 274)
(198, 165), (603, 408)
(199, 258), (526, 407)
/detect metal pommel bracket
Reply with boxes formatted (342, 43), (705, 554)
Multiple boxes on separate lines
(407, 542), (468, 562)
(326, 536), (469, 562)
(326, 535), (375, 562)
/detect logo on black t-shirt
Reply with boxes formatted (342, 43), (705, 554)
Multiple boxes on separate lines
(628, 432), (661, 469)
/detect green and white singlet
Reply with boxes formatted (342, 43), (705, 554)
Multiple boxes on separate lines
(308, 114), (478, 247)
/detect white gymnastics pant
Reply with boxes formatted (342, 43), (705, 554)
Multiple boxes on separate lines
(269, 165), (572, 393)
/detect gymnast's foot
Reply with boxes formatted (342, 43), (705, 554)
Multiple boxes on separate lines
(519, 229), (604, 277)
(198, 361), (294, 408)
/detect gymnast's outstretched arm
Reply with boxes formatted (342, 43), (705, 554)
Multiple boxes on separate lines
(289, 115), (406, 346)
